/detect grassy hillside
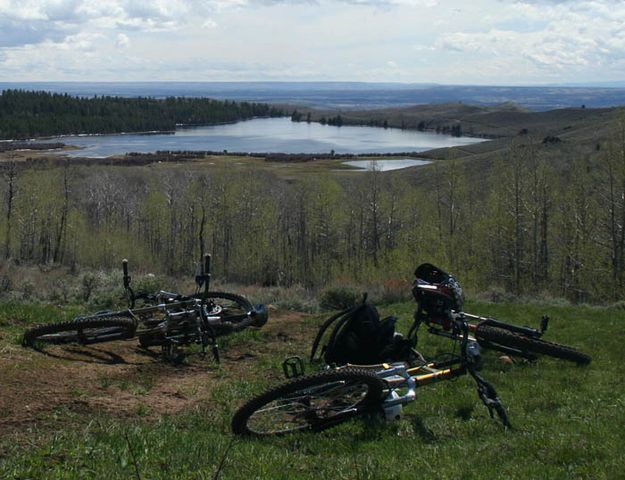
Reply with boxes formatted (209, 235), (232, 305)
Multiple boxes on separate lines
(1, 299), (623, 479)
(286, 103), (622, 191)
(295, 103), (618, 139)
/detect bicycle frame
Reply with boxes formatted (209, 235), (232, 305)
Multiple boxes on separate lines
(117, 254), (252, 361)
(333, 315), (510, 426)
(23, 254), (267, 364)
(426, 311), (547, 339)
(411, 277), (550, 360)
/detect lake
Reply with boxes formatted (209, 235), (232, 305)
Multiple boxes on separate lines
(50, 117), (485, 158)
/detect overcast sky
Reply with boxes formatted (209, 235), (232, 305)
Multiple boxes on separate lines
(1, 0), (624, 84)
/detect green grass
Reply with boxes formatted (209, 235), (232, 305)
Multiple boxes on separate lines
(1, 300), (624, 479)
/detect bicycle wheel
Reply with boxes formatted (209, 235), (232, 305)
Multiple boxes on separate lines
(23, 316), (136, 347)
(475, 325), (591, 365)
(232, 368), (386, 436)
(205, 291), (265, 328)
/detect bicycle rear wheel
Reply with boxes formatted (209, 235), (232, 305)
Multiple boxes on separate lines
(232, 368), (386, 436)
(23, 316), (136, 347)
(475, 325), (591, 365)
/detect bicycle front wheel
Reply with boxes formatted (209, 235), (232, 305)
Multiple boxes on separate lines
(475, 325), (591, 365)
(23, 316), (136, 347)
(232, 368), (386, 436)
(205, 291), (267, 329)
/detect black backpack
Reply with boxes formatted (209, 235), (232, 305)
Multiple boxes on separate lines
(310, 300), (414, 366)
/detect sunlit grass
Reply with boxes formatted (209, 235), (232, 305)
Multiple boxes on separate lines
(1, 300), (623, 479)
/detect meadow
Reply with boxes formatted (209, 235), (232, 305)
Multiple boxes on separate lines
(1, 296), (623, 479)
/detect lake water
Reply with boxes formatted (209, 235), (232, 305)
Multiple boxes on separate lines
(50, 117), (484, 158)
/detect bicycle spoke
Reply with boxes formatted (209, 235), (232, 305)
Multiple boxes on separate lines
(246, 379), (372, 434)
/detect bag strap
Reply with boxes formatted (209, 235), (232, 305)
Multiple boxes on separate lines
(309, 293), (368, 364)
(323, 303), (370, 362)
(310, 307), (352, 363)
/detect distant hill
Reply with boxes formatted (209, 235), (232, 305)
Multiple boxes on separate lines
(293, 102), (622, 190)
(2, 82), (625, 111)
(294, 102), (617, 139)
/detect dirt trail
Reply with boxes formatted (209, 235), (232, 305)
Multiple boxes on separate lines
(0, 310), (312, 435)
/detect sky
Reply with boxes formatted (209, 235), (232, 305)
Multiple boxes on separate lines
(0, 0), (624, 85)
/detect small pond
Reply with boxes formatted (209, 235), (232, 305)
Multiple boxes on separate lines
(342, 159), (431, 171)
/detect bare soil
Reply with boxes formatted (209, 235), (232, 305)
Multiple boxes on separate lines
(0, 310), (314, 436)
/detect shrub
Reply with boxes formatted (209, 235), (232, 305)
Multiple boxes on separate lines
(372, 278), (412, 305)
(609, 300), (625, 310)
(218, 283), (318, 312)
(80, 273), (99, 302)
(50, 279), (71, 304)
(474, 286), (517, 303)
(20, 280), (36, 301)
(319, 285), (361, 311)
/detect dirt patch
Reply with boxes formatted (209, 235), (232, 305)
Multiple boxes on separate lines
(0, 310), (316, 436)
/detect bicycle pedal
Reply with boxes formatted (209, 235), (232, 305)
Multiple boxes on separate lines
(282, 356), (305, 379)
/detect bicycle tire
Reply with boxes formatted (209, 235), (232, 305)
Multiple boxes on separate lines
(205, 291), (253, 324)
(23, 316), (136, 347)
(475, 325), (591, 365)
(232, 368), (386, 436)
(137, 327), (168, 348)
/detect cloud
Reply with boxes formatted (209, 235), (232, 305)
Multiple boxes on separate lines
(116, 33), (129, 48)
(1, 0), (624, 83)
(0, 1), (81, 47)
(202, 19), (218, 28)
(433, 0), (625, 79)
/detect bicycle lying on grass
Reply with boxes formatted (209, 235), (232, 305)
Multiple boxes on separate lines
(232, 273), (511, 436)
(232, 310), (509, 436)
(410, 263), (591, 365)
(23, 255), (268, 363)
(232, 263), (591, 436)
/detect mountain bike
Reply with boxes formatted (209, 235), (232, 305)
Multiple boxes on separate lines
(23, 255), (268, 362)
(232, 308), (509, 436)
(410, 263), (591, 365)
